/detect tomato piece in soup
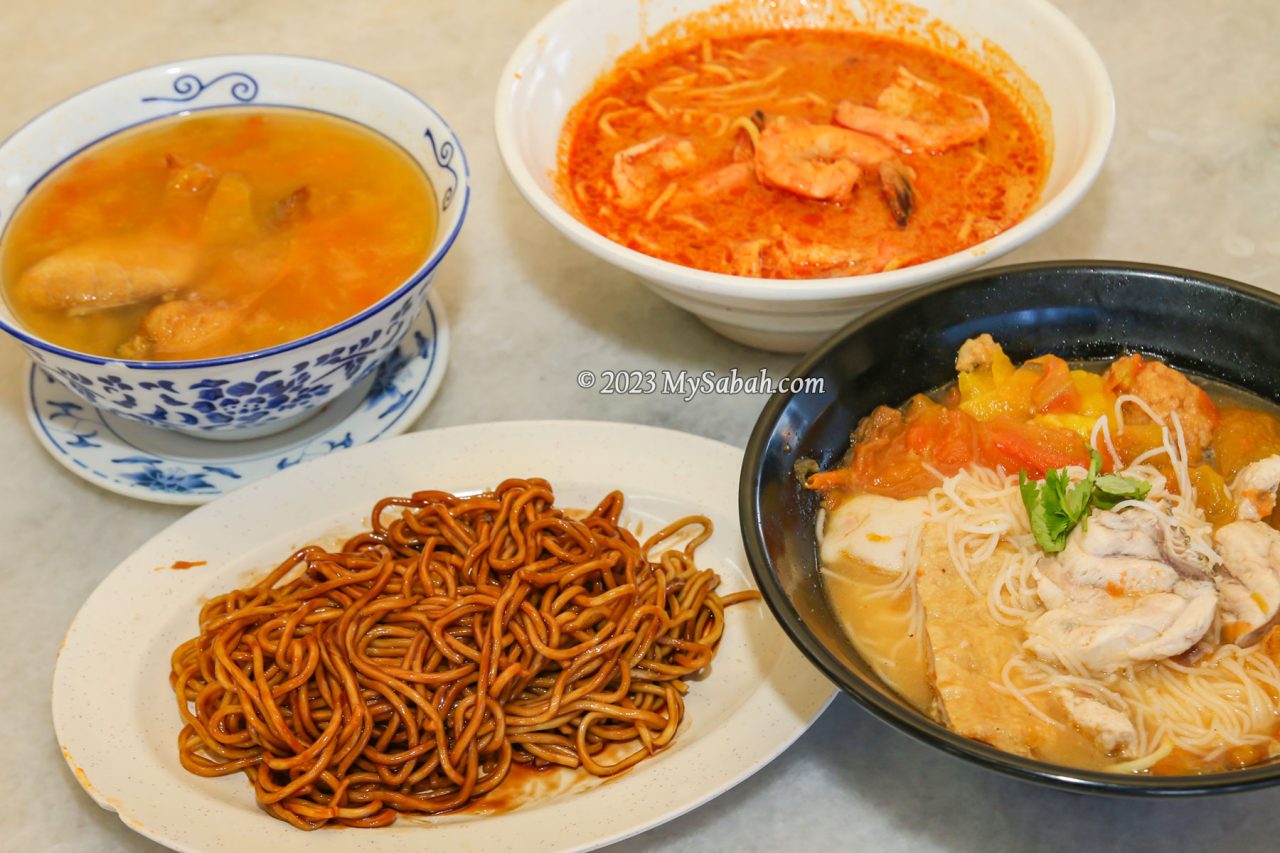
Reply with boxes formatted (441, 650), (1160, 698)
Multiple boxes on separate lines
(809, 396), (980, 498)
(904, 396), (979, 473)
(977, 418), (1091, 478)
(1029, 355), (1082, 414)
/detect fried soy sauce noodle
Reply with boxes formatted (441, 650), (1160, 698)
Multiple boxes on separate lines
(561, 30), (1046, 279)
(809, 335), (1280, 774)
(1, 108), (436, 360)
(170, 479), (758, 829)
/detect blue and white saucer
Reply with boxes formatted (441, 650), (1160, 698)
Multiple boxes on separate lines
(26, 293), (449, 506)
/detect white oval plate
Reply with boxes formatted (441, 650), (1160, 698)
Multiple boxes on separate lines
(52, 420), (835, 852)
(28, 293), (448, 505)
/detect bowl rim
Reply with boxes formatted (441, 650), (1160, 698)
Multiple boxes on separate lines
(739, 259), (1280, 795)
(0, 53), (471, 370)
(494, 0), (1116, 302)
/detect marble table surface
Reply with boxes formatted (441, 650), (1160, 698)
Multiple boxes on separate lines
(1, 0), (1277, 850)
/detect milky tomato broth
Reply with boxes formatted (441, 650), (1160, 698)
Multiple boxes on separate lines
(814, 343), (1280, 775)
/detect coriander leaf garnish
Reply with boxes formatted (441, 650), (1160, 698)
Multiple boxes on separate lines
(1019, 467), (1080, 553)
(1019, 450), (1153, 553)
(1092, 473), (1153, 509)
(1020, 474), (1056, 551)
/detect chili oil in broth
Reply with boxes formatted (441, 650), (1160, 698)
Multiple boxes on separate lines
(562, 30), (1046, 278)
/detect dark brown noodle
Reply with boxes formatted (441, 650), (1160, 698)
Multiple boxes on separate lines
(169, 478), (759, 829)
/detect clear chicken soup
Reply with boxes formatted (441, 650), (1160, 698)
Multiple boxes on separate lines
(810, 337), (1280, 775)
(1, 108), (437, 361)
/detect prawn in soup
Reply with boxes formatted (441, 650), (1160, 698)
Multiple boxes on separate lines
(1, 108), (437, 360)
(810, 335), (1280, 775)
(560, 30), (1047, 278)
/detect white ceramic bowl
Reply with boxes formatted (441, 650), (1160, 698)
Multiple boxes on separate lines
(495, 0), (1114, 352)
(0, 55), (469, 438)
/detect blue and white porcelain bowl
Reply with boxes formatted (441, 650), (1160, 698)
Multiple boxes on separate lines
(0, 55), (469, 438)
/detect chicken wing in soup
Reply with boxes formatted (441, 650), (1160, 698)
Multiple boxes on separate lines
(809, 335), (1280, 774)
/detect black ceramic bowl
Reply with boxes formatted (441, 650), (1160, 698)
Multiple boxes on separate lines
(740, 261), (1280, 795)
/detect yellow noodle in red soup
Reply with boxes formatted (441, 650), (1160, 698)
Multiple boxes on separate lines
(560, 30), (1047, 278)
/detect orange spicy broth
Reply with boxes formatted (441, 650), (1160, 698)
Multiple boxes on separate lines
(560, 29), (1047, 278)
(1, 108), (437, 360)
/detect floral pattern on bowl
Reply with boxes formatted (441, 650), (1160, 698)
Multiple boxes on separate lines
(24, 296), (422, 432)
(0, 55), (470, 436)
(27, 293), (449, 505)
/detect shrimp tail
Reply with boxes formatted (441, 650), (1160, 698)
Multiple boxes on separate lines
(878, 160), (915, 227)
